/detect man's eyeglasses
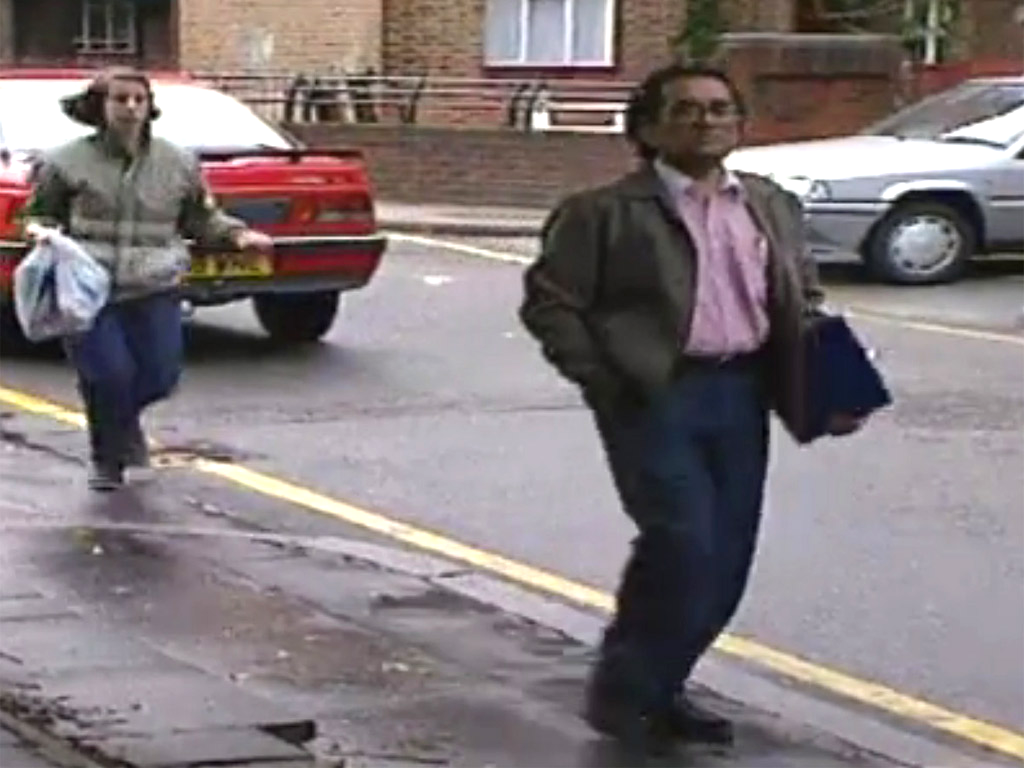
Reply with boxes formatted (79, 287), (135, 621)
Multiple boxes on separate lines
(667, 99), (742, 123)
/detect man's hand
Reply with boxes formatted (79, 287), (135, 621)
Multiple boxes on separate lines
(232, 229), (273, 254)
(826, 412), (864, 436)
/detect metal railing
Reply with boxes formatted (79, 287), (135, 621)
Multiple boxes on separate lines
(190, 70), (636, 133)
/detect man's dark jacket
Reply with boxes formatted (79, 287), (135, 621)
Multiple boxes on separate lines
(519, 163), (825, 435)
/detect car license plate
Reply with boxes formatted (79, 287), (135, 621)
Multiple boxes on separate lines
(189, 253), (273, 279)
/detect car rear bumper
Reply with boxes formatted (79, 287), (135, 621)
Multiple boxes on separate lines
(803, 201), (889, 257)
(0, 234), (388, 304)
(186, 234), (387, 305)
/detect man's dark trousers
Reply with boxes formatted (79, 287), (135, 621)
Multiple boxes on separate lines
(65, 292), (183, 468)
(590, 360), (770, 715)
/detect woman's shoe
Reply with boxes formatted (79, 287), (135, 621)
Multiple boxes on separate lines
(123, 426), (151, 469)
(88, 462), (124, 492)
(123, 426), (156, 483)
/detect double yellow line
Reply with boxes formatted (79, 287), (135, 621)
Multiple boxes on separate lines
(1, 382), (1022, 763)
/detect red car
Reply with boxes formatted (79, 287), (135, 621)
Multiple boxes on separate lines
(0, 69), (387, 346)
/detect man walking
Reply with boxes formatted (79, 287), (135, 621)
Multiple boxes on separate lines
(519, 64), (841, 754)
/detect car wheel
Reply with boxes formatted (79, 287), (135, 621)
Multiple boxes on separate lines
(0, 302), (30, 355)
(0, 304), (62, 357)
(253, 291), (340, 344)
(865, 201), (975, 285)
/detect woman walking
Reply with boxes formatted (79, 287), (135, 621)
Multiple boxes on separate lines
(24, 67), (272, 491)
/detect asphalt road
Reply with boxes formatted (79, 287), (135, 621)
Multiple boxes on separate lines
(1, 239), (1022, 747)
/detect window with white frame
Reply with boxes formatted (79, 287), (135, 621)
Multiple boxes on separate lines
(75, 0), (137, 54)
(485, 0), (615, 66)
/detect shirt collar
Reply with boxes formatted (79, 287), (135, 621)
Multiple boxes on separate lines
(95, 128), (150, 161)
(653, 158), (744, 199)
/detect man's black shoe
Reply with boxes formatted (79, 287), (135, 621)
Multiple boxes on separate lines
(659, 696), (735, 745)
(584, 693), (676, 757)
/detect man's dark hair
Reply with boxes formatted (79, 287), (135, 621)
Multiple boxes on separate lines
(624, 64), (747, 161)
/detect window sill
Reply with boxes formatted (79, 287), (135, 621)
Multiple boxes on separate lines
(484, 62), (618, 76)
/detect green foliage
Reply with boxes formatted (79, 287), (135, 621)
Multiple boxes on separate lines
(898, 0), (962, 53)
(798, 0), (963, 61)
(672, 0), (724, 65)
(815, 0), (896, 21)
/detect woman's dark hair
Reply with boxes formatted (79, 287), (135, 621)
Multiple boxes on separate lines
(60, 67), (162, 129)
(624, 64), (747, 161)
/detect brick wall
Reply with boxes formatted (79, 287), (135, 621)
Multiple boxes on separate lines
(723, 0), (794, 31)
(962, 0), (1024, 62)
(289, 123), (636, 207)
(719, 34), (903, 143)
(284, 32), (906, 208)
(616, 0), (688, 81)
(382, 0), (685, 80)
(378, 0), (689, 128)
(379, 0), (1019, 83)
(382, 0), (483, 76)
(179, 0), (382, 72)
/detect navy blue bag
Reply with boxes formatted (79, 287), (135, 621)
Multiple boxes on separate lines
(785, 313), (893, 445)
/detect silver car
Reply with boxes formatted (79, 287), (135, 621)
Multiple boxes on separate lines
(726, 76), (1024, 284)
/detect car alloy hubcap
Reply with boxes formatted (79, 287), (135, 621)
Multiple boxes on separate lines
(888, 215), (962, 276)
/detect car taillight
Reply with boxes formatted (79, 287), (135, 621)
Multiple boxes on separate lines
(0, 196), (26, 239)
(293, 198), (319, 224)
(295, 195), (374, 225)
(316, 206), (372, 224)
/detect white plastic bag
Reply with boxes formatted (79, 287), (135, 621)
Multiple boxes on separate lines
(13, 227), (110, 342)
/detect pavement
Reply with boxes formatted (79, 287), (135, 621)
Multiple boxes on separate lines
(1, 208), (1021, 768)
(376, 201), (547, 237)
(0, 424), (913, 768)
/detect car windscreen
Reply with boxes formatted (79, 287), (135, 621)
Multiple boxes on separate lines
(0, 79), (295, 154)
(863, 82), (1024, 148)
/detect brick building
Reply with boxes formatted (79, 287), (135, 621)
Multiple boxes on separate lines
(0, 0), (382, 71)
(1, 0), (1020, 208)
(960, 0), (1024, 63)
(381, 0), (1022, 80)
(0, 0), (1019, 75)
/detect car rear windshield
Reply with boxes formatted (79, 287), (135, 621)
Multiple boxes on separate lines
(0, 79), (296, 154)
(864, 81), (1024, 148)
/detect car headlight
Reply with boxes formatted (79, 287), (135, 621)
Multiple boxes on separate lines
(775, 176), (832, 202)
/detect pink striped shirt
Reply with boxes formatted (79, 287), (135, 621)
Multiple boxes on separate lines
(655, 161), (770, 356)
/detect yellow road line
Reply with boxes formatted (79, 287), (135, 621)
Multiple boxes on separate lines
(2, 383), (1023, 761)
(390, 231), (1024, 347)
(0, 387), (87, 428)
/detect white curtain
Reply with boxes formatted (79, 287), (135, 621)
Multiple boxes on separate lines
(485, 0), (524, 63)
(571, 0), (608, 63)
(527, 0), (566, 63)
